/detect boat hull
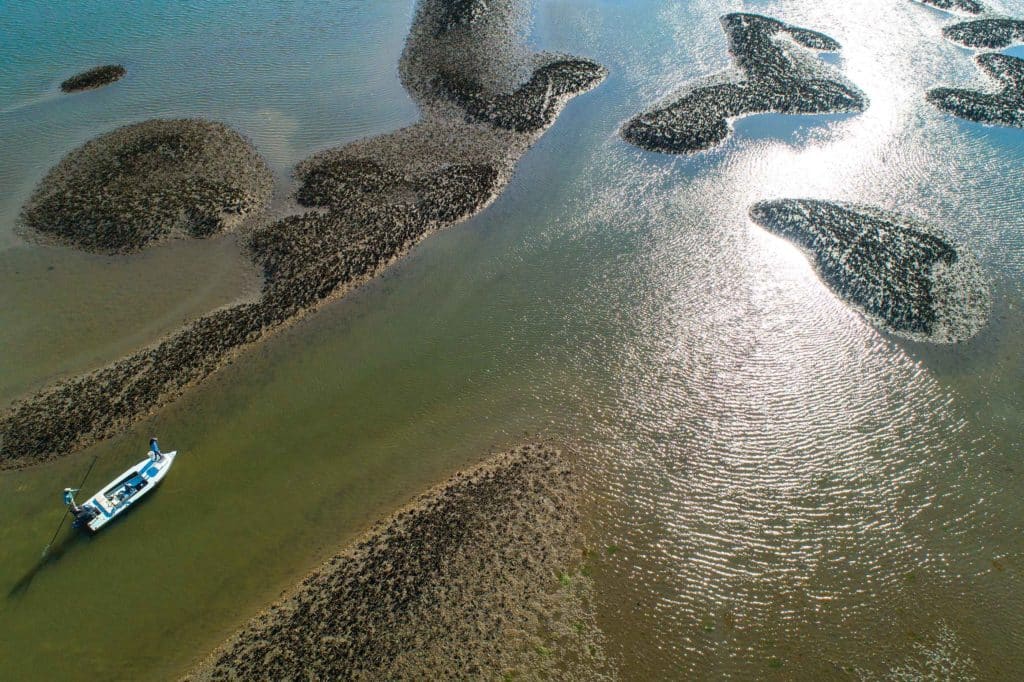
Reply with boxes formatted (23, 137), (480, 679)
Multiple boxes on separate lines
(75, 451), (177, 533)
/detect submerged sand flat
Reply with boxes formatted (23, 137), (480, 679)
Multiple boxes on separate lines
(0, 0), (606, 469)
(188, 444), (610, 681)
(621, 13), (865, 155)
(749, 199), (990, 343)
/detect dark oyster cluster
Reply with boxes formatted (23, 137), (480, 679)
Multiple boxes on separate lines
(749, 200), (990, 342)
(621, 13), (866, 154)
(21, 119), (273, 253)
(433, 0), (491, 33)
(924, 7), (1024, 126)
(943, 18), (1024, 49)
(929, 53), (1024, 126)
(0, 162), (504, 467)
(60, 64), (126, 92)
(916, 0), (984, 15)
(0, 0), (606, 469)
(434, 58), (608, 133)
(189, 444), (606, 681)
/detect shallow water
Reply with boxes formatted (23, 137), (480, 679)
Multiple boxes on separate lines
(2, 0), (1023, 679)
(0, 236), (260, 407)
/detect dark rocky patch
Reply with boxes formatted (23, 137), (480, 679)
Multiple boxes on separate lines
(405, 0), (535, 98)
(943, 18), (1024, 48)
(20, 119), (272, 253)
(433, 0), (489, 34)
(433, 57), (607, 133)
(188, 444), (610, 681)
(293, 156), (498, 219)
(60, 64), (126, 92)
(0, 302), (263, 466)
(914, 0), (985, 15)
(0, 0), (606, 469)
(622, 13), (865, 154)
(928, 53), (1024, 126)
(749, 199), (990, 342)
(294, 158), (404, 209)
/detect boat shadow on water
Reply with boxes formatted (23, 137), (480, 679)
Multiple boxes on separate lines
(7, 487), (162, 599)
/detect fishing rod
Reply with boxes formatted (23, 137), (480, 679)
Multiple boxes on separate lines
(41, 455), (99, 558)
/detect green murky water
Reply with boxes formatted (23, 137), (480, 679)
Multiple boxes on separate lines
(2, 0), (1023, 678)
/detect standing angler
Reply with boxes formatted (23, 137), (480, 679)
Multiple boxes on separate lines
(150, 436), (163, 461)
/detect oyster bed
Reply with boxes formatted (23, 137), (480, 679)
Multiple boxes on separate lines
(434, 58), (607, 133)
(749, 199), (990, 343)
(188, 444), (609, 681)
(915, 0), (984, 14)
(943, 18), (1024, 48)
(621, 13), (865, 155)
(0, 0), (605, 469)
(929, 53), (1024, 127)
(20, 119), (273, 253)
(60, 64), (125, 92)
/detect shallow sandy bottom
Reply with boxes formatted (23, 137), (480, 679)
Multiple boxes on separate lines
(0, 235), (260, 408)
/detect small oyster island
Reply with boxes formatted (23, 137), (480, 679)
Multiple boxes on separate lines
(60, 64), (126, 92)
(21, 119), (273, 253)
(943, 18), (1024, 49)
(749, 200), (990, 343)
(621, 13), (866, 155)
(929, 53), (1024, 127)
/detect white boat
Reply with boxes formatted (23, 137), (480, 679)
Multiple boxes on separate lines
(64, 450), (177, 533)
